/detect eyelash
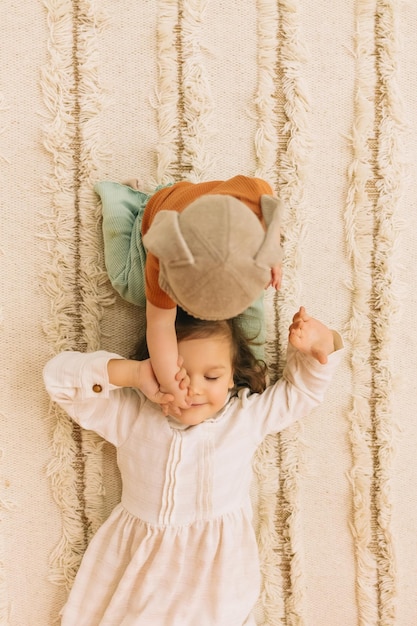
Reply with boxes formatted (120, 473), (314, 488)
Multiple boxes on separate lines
(205, 376), (219, 381)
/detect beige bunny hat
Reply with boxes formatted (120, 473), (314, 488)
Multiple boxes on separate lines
(142, 194), (283, 320)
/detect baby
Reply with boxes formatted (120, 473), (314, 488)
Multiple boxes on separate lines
(95, 175), (283, 411)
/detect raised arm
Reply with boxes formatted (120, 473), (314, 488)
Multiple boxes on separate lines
(44, 350), (190, 445)
(107, 358), (178, 406)
(240, 309), (344, 444)
(146, 301), (190, 408)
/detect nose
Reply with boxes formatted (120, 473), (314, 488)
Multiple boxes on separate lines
(188, 375), (202, 395)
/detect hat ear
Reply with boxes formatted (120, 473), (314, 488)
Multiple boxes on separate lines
(255, 195), (284, 267)
(260, 194), (282, 226)
(142, 210), (194, 264)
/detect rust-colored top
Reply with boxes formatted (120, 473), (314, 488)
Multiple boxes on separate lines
(142, 175), (272, 308)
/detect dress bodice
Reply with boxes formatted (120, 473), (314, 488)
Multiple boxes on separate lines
(118, 401), (254, 526)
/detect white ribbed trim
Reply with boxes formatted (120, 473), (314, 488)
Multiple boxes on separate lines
(159, 431), (183, 525)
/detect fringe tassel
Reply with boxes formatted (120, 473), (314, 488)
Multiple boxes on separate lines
(179, 0), (214, 181)
(154, 0), (181, 184)
(275, 0), (311, 622)
(72, 0), (114, 542)
(345, 1), (380, 623)
(40, 0), (89, 587)
(40, 0), (113, 590)
(346, 1), (405, 622)
(254, 0), (279, 185)
(253, 1), (285, 623)
(155, 0), (214, 183)
(371, 0), (405, 622)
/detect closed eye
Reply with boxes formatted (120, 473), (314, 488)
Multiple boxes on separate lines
(205, 376), (219, 381)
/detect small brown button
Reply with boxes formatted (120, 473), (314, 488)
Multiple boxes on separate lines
(92, 384), (102, 393)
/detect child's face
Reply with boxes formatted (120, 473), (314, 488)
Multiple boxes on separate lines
(175, 335), (235, 426)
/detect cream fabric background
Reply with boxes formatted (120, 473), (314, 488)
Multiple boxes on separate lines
(0, 1), (416, 625)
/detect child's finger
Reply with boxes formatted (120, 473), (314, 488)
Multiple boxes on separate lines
(175, 367), (189, 382)
(289, 317), (304, 335)
(178, 377), (190, 390)
(164, 402), (182, 417)
(291, 307), (303, 324)
(289, 329), (301, 347)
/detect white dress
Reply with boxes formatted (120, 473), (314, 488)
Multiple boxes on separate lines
(43, 337), (342, 626)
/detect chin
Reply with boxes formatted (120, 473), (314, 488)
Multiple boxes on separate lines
(179, 407), (211, 426)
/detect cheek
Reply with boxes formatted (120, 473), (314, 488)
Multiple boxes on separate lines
(209, 386), (228, 405)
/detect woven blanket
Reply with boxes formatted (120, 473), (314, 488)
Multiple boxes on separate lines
(1, 1), (416, 624)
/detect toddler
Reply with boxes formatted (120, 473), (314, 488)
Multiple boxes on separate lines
(43, 306), (343, 626)
(94, 175), (283, 412)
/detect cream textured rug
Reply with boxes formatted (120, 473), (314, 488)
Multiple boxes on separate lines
(1, 1), (416, 624)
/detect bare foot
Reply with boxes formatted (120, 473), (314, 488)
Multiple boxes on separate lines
(123, 178), (143, 191)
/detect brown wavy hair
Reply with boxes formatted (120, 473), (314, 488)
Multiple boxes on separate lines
(131, 308), (267, 394)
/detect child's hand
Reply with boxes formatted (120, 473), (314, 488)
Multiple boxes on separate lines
(268, 264), (282, 289)
(135, 359), (176, 405)
(137, 357), (190, 408)
(159, 357), (192, 417)
(288, 307), (334, 364)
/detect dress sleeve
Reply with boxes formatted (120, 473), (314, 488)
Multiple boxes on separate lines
(43, 351), (146, 446)
(240, 332), (344, 445)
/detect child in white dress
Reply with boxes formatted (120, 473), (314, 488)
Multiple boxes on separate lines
(43, 307), (343, 626)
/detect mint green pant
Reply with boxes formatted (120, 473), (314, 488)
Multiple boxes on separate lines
(94, 181), (266, 361)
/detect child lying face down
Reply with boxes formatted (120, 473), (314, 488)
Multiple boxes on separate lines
(95, 175), (283, 413)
